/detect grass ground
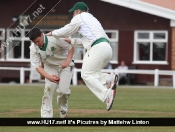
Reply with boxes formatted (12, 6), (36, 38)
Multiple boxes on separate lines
(0, 84), (175, 132)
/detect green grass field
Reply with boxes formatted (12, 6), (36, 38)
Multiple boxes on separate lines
(0, 84), (175, 132)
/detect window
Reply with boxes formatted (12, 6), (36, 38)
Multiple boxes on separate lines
(5, 29), (119, 63)
(134, 31), (168, 64)
(71, 30), (118, 64)
(6, 28), (53, 61)
(6, 29), (32, 61)
(70, 32), (86, 63)
(106, 30), (118, 63)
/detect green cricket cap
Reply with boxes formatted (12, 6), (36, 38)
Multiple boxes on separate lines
(68, 2), (88, 13)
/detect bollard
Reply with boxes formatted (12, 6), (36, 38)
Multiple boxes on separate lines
(20, 67), (25, 84)
(154, 69), (159, 87)
(72, 68), (78, 85)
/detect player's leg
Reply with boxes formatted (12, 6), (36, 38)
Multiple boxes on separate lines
(81, 42), (112, 102)
(98, 72), (110, 87)
(56, 66), (73, 118)
(41, 65), (57, 118)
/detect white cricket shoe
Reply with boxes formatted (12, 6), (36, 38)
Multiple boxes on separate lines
(107, 73), (118, 89)
(60, 111), (67, 118)
(106, 89), (116, 111)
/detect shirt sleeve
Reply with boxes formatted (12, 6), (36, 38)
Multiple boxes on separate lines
(30, 44), (42, 69)
(56, 38), (73, 50)
(52, 15), (81, 38)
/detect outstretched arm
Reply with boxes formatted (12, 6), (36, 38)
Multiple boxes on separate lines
(46, 24), (79, 37)
(46, 16), (81, 37)
(64, 38), (83, 47)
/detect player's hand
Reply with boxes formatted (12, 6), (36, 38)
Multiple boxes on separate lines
(47, 75), (60, 83)
(64, 38), (71, 44)
(61, 61), (69, 68)
(45, 32), (52, 36)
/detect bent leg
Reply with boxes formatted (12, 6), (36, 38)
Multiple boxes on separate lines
(56, 66), (72, 114)
(81, 43), (112, 102)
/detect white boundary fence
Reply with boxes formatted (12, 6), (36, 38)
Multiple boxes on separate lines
(0, 67), (175, 88)
(72, 68), (175, 88)
(0, 67), (36, 84)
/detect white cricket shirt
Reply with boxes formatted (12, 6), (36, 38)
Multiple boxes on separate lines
(52, 12), (109, 50)
(30, 35), (73, 68)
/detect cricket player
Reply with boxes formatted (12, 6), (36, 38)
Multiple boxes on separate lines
(29, 28), (74, 118)
(46, 2), (118, 111)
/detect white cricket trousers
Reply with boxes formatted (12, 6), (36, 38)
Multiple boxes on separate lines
(41, 64), (73, 118)
(81, 42), (112, 102)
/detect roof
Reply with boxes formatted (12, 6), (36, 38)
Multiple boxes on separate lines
(100, 0), (175, 21)
(141, 0), (175, 11)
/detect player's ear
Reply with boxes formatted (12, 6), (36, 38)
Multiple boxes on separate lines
(78, 9), (82, 14)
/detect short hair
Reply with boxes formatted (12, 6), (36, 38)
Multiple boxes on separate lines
(29, 28), (42, 41)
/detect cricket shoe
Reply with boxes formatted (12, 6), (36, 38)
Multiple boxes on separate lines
(107, 73), (118, 90)
(106, 88), (116, 111)
(60, 111), (67, 118)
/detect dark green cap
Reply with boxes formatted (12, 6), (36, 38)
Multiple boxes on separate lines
(68, 2), (88, 13)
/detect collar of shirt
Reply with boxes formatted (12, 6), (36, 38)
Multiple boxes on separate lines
(39, 34), (48, 51)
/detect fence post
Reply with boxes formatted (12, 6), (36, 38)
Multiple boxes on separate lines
(154, 69), (159, 87)
(72, 68), (77, 85)
(115, 68), (119, 85)
(173, 72), (175, 89)
(20, 67), (25, 84)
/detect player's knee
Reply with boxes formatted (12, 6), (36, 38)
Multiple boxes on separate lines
(57, 88), (70, 95)
(44, 86), (51, 95)
(59, 91), (67, 95)
(46, 83), (56, 90)
(81, 71), (89, 80)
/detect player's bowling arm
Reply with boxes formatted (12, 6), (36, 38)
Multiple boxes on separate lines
(36, 67), (60, 83)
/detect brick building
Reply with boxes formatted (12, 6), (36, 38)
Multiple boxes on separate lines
(0, 0), (175, 84)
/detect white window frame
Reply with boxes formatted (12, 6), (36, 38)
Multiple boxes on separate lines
(133, 30), (168, 65)
(105, 30), (118, 64)
(72, 30), (119, 64)
(5, 28), (53, 62)
(6, 28), (30, 62)
(0, 28), (5, 60)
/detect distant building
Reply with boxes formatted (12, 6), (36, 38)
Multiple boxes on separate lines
(0, 0), (175, 84)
